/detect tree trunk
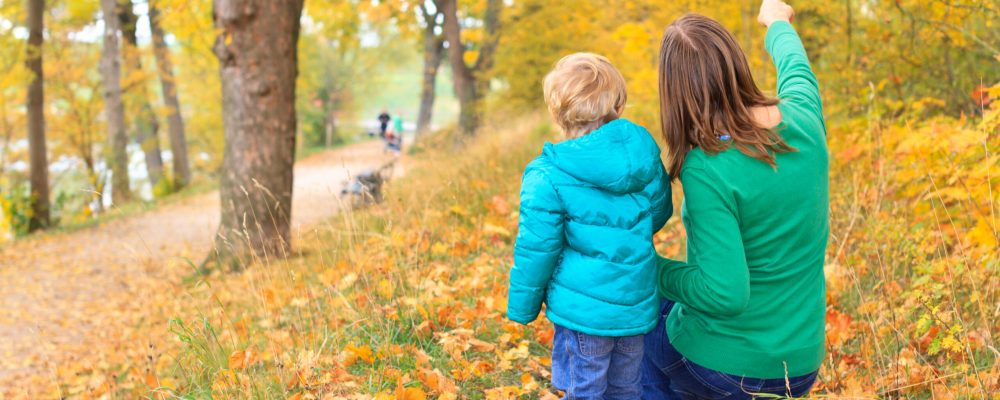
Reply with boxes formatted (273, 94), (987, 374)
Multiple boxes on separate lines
(119, 0), (164, 187)
(845, 0), (853, 63)
(323, 73), (336, 147)
(26, 0), (50, 231)
(324, 108), (335, 147)
(211, 0), (304, 268)
(83, 157), (104, 214)
(149, 1), (191, 189)
(438, 0), (501, 136)
(439, 0), (479, 135)
(1, 106), (10, 176)
(473, 0), (501, 99)
(416, 9), (443, 137)
(100, 0), (131, 203)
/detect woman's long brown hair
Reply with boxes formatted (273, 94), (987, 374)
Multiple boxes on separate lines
(658, 13), (794, 180)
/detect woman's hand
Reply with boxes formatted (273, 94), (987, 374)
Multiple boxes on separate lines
(758, 0), (794, 27)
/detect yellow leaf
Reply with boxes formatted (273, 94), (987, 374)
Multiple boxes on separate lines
(463, 50), (480, 66)
(213, 369), (237, 391)
(339, 272), (359, 290)
(415, 303), (429, 320)
(448, 205), (470, 217)
(468, 338), (497, 353)
(482, 223), (511, 238)
(925, 187), (967, 201)
(345, 343), (375, 365)
(228, 349), (257, 370)
(431, 242), (449, 256)
(969, 217), (998, 249)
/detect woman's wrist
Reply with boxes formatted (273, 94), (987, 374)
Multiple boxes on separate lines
(758, 0), (794, 28)
(761, 17), (791, 28)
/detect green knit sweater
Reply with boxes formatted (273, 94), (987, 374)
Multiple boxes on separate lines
(657, 21), (829, 379)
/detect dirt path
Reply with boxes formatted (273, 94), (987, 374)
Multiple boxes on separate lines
(0, 140), (400, 394)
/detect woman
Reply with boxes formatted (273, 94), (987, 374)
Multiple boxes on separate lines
(643, 1), (828, 398)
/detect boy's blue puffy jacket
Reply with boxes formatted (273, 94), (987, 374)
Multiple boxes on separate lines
(506, 119), (672, 336)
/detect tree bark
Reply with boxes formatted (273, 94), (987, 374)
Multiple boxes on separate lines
(323, 71), (336, 147)
(1, 105), (10, 176)
(26, 0), (50, 231)
(149, 1), (191, 189)
(324, 107), (336, 147)
(416, 6), (443, 137)
(100, 0), (131, 203)
(845, 0), (853, 63)
(211, 0), (304, 267)
(437, 0), (501, 136)
(473, 0), (501, 98)
(119, 0), (164, 187)
(439, 0), (478, 135)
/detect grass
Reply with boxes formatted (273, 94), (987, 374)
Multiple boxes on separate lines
(46, 179), (217, 234)
(157, 115), (556, 399)
(56, 109), (997, 398)
(0, 137), (372, 249)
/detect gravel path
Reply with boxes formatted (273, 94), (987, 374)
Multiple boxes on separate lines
(0, 140), (400, 395)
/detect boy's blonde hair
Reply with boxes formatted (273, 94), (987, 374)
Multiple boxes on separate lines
(543, 53), (628, 138)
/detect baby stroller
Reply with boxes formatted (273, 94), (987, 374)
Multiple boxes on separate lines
(384, 131), (403, 155)
(341, 160), (396, 208)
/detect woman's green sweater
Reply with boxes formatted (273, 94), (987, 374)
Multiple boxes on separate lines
(658, 21), (829, 378)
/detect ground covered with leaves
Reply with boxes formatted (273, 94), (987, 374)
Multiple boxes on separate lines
(0, 140), (396, 399)
(157, 105), (996, 399)
(5, 103), (999, 398)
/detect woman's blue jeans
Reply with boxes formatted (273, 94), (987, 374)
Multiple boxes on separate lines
(641, 300), (818, 399)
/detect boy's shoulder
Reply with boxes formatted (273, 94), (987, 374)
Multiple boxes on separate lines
(523, 149), (560, 179)
(521, 150), (570, 190)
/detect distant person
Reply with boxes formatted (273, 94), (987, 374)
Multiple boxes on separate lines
(392, 111), (404, 137)
(388, 111), (405, 155)
(377, 109), (391, 138)
(505, 53), (672, 398)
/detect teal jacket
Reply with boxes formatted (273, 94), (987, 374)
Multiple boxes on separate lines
(506, 119), (672, 336)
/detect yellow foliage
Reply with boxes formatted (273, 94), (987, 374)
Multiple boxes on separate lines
(128, 109), (995, 397)
(0, 0), (996, 396)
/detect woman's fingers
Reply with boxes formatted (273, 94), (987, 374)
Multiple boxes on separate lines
(758, 0), (795, 27)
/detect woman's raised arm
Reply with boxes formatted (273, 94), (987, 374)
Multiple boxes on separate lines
(760, 0), (824, 124)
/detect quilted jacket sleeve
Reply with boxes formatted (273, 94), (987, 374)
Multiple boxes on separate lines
(649, 164), (673, 232)
(507, 165), (565, 324)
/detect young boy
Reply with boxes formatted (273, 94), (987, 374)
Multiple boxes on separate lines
(506, 53), (672, 398)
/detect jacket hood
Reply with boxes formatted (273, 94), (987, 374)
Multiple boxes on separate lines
(543, 119), (663, 194)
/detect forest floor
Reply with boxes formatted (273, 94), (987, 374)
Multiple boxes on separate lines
(0, 139), (403, 395)
(0, 116), (995, 398)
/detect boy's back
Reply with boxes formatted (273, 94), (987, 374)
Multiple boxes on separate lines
(507, 118), (671, 336)
(506, 52), (672, 398)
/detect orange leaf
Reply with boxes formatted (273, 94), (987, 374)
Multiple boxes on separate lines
(468, 338), (497, 353)
(534, 327), (554, 346)
(345, 343), (375, 365)
(487, 195), (511, 215)
(395, 384), (427, 400)
(228, 349), (257, 370)
(825, 309), (854, 347)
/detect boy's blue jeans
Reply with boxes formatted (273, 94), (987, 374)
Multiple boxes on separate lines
(552, 325), (644, 399)
(641, 300), (818, 399)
